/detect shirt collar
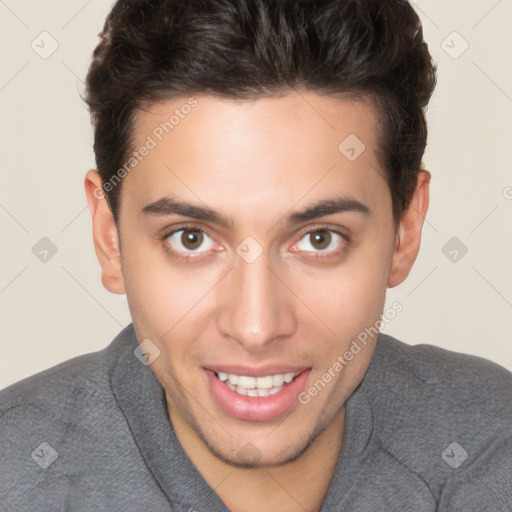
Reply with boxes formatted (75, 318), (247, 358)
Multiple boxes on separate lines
(110, 325), (429, 511)
(110, 324), (230, 511)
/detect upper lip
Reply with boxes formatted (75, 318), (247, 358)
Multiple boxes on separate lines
(205, 365), (310, 377)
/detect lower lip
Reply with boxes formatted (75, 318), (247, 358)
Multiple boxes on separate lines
(204, 368), (311, 422)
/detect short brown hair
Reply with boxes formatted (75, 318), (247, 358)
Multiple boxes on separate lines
(85, 0), (437, 224)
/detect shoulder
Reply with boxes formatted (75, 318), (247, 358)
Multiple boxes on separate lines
(371, 334), (512, 416)
(367, 333), (512, 434)
(0, 324), (137, 422)
(363, 333), (512, 502)
(371, 333), (512, 406)
(0, 324), (173, 510)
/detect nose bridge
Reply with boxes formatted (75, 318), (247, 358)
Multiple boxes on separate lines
(217, 248), (295, 349)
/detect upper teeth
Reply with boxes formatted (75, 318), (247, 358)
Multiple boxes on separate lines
(217, 372), (298, 389)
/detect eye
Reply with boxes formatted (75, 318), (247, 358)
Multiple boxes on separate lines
(294, 228), (345, 254)
(165, 227), (215, 254)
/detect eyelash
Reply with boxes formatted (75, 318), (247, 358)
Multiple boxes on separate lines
(294, 225), (349, 261)
(160, 223), (350, 262)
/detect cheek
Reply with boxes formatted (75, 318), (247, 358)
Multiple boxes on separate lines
(121, 239), (219, 351)
(294, 244), (392, 340)
(121, 239), (181, 334)
(340, 257), (389, 319)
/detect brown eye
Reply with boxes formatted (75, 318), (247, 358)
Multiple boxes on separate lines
(295, 228), (344, 254)
(181, 229), (203, 250)
(166, 228), (215, 253)
(309, 229), (331, 250)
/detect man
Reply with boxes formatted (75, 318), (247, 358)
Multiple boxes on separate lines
(1, 0), (511, 510)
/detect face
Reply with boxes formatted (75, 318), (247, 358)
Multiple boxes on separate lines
(85, 92), (427, 467)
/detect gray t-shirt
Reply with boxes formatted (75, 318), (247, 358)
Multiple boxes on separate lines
(1, 324), (511, 511)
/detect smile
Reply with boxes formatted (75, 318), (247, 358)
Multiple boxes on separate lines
(214, 371), (299, 397)
(204, 367), (311, 422)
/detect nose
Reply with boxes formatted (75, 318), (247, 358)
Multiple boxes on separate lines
(216, 247), (297, 351)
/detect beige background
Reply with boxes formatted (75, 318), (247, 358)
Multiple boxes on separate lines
(1, 0), (511, 389)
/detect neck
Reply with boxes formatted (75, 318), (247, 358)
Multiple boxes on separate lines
(168, 398), (345, 512)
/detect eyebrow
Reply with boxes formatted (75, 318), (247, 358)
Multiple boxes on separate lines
(141, 195), (371, 229)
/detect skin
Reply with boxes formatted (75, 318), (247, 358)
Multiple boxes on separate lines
(84, 92), (429, 512)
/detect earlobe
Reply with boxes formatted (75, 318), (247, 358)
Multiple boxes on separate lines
(84, 170), (126, 295)
(388, 170), (430, 288)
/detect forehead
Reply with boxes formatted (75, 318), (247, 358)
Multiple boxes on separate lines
(122, 92), (388, 223)
(132, 92), (380, 154)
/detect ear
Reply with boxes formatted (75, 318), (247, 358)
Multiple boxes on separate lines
(388, 170), (430, 288)
(84, 170), (126, 295)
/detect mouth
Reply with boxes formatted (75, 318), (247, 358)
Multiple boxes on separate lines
(213, 370), (301, 397)
(204, 367), (311, 422)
